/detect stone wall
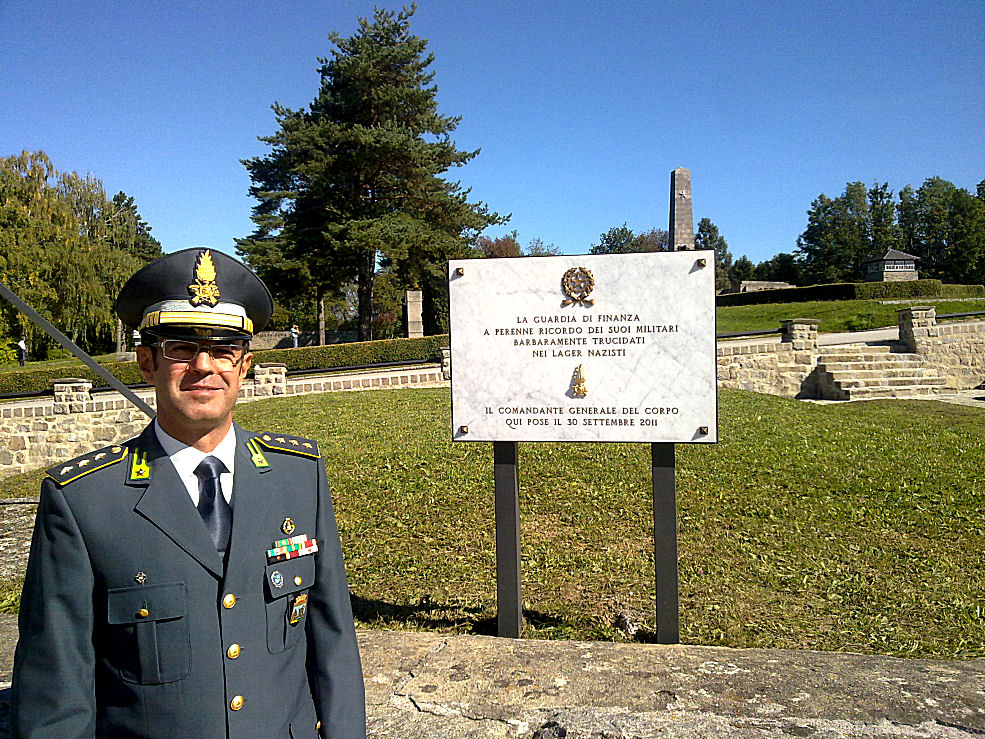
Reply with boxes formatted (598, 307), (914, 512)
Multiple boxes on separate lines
(716, 320), (818, 397)
(0, 381), (151, 478)
(898, 307), (985, 389)
(0, 362), (445, 479)
(717, 311), (985, 398)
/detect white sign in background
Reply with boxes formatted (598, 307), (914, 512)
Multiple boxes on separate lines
(449, 251), (718, 443)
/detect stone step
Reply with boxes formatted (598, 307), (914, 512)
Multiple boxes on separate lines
(819, 356), (923, 369)
(818, 352), (920, 364)
(818, 344), (893, 353)
(824, 368), (944, 381)
(837, 376), (947, 389)
(844, 385), (944, 400)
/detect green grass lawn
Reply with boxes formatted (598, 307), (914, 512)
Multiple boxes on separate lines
(3, 387), (982, 659)
(717, 297), (985, 335)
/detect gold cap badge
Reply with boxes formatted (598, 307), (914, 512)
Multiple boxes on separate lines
(188, 250), (221, 307)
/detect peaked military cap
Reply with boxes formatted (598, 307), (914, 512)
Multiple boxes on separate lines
(116, 248), (273, 340)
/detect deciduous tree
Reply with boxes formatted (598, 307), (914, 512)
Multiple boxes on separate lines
(589, 224), (667, 254)
(0, 151), (158, 355)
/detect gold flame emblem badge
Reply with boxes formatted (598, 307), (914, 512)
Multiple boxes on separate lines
(570, 364), (588, 397)
(561, 267), (594, 307)
(188, 250), (221, 307)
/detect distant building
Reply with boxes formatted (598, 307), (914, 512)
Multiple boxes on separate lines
(738, 280), (794, 293)
(864, 249), (919, 282)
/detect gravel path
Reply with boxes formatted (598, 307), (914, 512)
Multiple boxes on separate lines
(0, 503), (35, 583)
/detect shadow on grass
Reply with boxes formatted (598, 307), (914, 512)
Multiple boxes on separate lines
(350, 594), (570, 637)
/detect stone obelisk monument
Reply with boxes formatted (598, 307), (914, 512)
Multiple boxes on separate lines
(668, 167), (694, 251)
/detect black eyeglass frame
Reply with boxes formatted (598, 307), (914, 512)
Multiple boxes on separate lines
(151, 339), (249, 369)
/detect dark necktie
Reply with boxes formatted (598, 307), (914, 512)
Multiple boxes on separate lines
(194, 456), (232, 554)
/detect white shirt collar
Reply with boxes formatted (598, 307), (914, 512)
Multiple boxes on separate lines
(154, 421), (237, 506)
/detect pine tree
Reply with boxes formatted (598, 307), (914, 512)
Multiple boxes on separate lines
(239, 5), (505, 340)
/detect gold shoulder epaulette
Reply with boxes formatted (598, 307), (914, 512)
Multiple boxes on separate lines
(254, 432), (320, 458)
(46, 445), (129, 486)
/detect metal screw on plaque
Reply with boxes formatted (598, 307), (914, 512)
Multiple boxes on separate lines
(698, 426), (709, 435)
(455, 267), (465, 276)
(460, 425), (469, 434)
(696, 258), (706, 268)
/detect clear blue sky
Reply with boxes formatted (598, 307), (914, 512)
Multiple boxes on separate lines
(1, 0), (982, 264)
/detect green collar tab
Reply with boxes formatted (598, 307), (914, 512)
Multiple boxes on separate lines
(129, 449), (151, 482)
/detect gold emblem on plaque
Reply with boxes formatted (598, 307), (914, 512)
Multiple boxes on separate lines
(570, 364), (588, 397)
(188, 249), (221, 307)
(281, 517), (296, 535)
(561, 267), (595, 307)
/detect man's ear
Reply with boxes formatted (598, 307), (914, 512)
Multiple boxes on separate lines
(136, 345), (157, 383)
(240, 351), (253, 379)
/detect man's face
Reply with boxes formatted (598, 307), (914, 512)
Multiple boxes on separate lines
(137, 339), (252, 445)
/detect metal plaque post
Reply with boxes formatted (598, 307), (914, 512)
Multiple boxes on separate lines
(493, 441), (522, 638)
(651, 442), (680, 643)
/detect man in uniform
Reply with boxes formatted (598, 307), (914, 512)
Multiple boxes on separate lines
(12, 248), (366, 738)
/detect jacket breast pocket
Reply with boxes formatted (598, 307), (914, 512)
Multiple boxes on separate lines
(106, 582), (189, 685)
(264, 556), (315, 654)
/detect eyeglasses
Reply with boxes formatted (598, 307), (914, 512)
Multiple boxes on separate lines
(153, 340), (247, 370)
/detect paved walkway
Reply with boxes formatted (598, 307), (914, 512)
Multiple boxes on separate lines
(0, 621), (981, 737)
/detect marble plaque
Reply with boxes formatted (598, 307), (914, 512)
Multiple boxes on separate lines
(449, 251), (717, 443)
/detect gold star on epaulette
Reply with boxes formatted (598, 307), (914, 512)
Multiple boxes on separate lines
(253, 432), (320, 459)
(46, 445), (129, 486)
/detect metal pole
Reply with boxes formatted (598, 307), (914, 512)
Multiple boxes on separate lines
(493, 441), (522, 638)
(0, 280), (155, 419)
(651, 442), (680, 643)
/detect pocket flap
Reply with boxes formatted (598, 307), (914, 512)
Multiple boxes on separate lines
(265, 556), (315, 599)
(107, 582), (187, 624)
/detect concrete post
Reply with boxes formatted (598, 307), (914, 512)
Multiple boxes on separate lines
(780, 319), (819, 349)
(52, 378), (92, 415)
(440, 347), (451, 380)
(253, 363), (288, 397)
(406, 290), (424, 339)
(897, 307), (938, 354)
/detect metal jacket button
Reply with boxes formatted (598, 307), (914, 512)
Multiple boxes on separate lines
(222, 593), (237, 609)
(227, 643), (241, 659)
(230, 695), (244, 711)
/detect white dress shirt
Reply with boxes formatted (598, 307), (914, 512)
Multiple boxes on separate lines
(154, 421), (236, 507)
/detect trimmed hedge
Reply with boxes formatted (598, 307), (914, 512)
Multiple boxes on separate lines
(251, 334), (448, 372)
(0, 335), (448, 397)
(853, 280), (946, 299)
(717, 280), (985, 306)
(0, 362), (145, 397)
(717, 282), (858, 306)
(941, 283), (985, 298)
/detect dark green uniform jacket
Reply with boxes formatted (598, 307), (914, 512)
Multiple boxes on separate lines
(12, 422), (366, 738)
